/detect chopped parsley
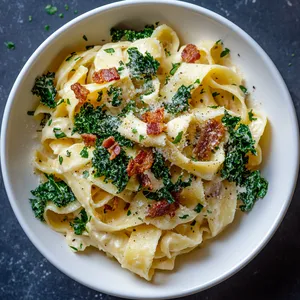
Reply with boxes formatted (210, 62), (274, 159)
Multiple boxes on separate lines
(66, 52), (76, 61)
(48, 119), (52, 126)
(28, 15), (32, 22)
(96, 91), (103, 102)
(164, 49), (171, 57)
(117, 61), (125, 73)
(239, 85), (248, 94)
(5, 41), (15, 50)
(59, 155), (63, 165)
(45, 4), (57, 15)
(70, 246), (78, 251)
(83, 170), (89, 179)
(66, 150), (71, 157)
(74, 10), (78, 14)
(53, 128), (66, 139)
(59, 13), (64, 18)
(80, 146), (89, 158)
(86, 45), (94, 50)
(73, 103), (133, 147)
(82, 34), (88, 41)
(126, 47), (160, 80)
(248, 109), (257, 121)
(92, 141), (130, 193)
(110, 25), (154, 42)
(164, 85), (192, 115)
(31, 72), (57, 108)
(194, 203), (203, 213)
(139, 135), (145, 142)
(172, 131), (183, 144)
(119, 100), (138, 117)
(179, 214), (189, 219)
(30, 174), (76, 221)
(66, 98), (71, 105)
(27, 111), (35, 116)
(132, 128), (137, 134)
(107, 86), (122, 107)
(64, 4), (69, 10)
(70, 209), (88, 235)
(212, 92), (220, 97)
(127, 210), (132, 216)
(44, 25), (50, 31)
(216, 39), (223, 45)
(104, 48), (115, 54)
(220, 48), (230, 57)
(169, 63), (181, 75)
(208, 105), (219, 109)
(221, 111), (268, 211)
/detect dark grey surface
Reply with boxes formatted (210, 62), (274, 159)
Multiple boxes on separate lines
(0, 0), (299, 299)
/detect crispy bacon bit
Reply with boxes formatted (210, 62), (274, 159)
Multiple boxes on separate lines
(181, 44), (200, 63)
(147, 200), (179, 218)
(104, 204), (112, 212)
(194, 119), (225, 160)
(92, 67), (120, 84)
(102, 136), (121, 160)
(81, 133), (97, 147)
(124, 202), (130, 211)
(138, 173), (153, 190)
(127, 150), (154, 177)
(142, 108), (165, 136)
(71, 83), (90, 104)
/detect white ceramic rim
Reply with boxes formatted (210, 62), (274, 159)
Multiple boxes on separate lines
(1, 1), (299, 299)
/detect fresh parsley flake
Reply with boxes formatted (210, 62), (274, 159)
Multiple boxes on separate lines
(104, 48), (115, 54)
(28, 15), (32, 22)
(59, 156), (63, 165)
(139, 135), (145, 142)
(80, 146), (89, 158)
(107, 86), (122, 107)
(212, 92), (220, 97)
(170, 63), (181, 75)
(59, 13), (64, 18)
(66, 98), (71, 105)
(164, 48), (171, 57)
(44, 25), (50, 31)
(127, 210), (132, 216)
(110, 25), (154, 42)
(64, 4), (69, 10)
(83, 170), (89, 179)
(53, 128), (66, 139)
(45, 4), (57, 15)
(5, 41), (15, 50)
(239, 85), (248, 94)
(179, 214), (189, 219)
(216, 39), (223, 45)
(74, 10), (78, 14)
(220, 48), (230, 57)
(70, 209), (88, 235)
(172, 131), (183, 144)
(48, 119), (52, 126)
(248, 109), (257, 121)
(70, 246), (78, 251)
(194, 203), (203, 213)
(132, 128), (138, 134)
(208, 105), (219, 109)
(66, 150), (71, 157)
(86, 45), (94, 50)
(82, 34), (88, 41)
(27, 111), (35, 116)
(66, 52), (76, 61)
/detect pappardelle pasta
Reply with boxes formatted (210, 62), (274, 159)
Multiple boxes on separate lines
(29, 24), (268, 281)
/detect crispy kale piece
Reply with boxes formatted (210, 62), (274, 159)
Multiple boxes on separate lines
(30, 174), (76, 221)
(31, 72), (57, 108)
(126, 47), (160, 80)
(73, 103), (133, 147)
(110, 25), (154, 42)
(70, 209), (88, 235)
(221, 111), (268, 211)
(144, 151), (192, 203)
(164, 85), (192, 115)
(92, 140), (130, 193)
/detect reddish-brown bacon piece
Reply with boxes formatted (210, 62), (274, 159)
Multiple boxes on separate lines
(181, 44), (200, 63)
(193, 119), (225, 160)
(138, 173), (153, 190)
(81, 133), (97, 147)
(126, 150), (154, 177)
(142, 108), (165, 136)
(92, 67), (120, 84)
(147, 200), (180, 218)
(71, 83), (90, 104)
(104, 198), (119, 213)
(102, 136), (121, 160)
(124, 202), (130, 211)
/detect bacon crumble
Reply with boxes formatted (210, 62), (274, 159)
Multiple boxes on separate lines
(141, 108), (165, 135)
(181, 44), (200, 63)
(126, 150), (154, 177)
(102, 136), (121, 160)
(71, 82), (90, 104)
(193, 119), (225, 160)
(138, 173), (153, 190)
(81, 133), (97, 147)
(92, 67), (120, 84)
(147, 200), (179, 218)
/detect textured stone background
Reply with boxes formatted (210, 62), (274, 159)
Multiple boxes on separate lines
(0, 0), (299, 299)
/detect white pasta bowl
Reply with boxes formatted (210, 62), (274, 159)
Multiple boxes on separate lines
(1, 0), (299, 299)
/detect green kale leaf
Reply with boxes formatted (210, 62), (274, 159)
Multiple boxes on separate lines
(31, 72), (57, 108)
(126, 47), (160, 80)
(238, 170), (268, 212)
(164, 85), (192, 115)
(70, 208), (88, 235)
(73, 103), (133, 147)
(92, 142), (130, 193)
(30, 174), (76, 221)
(110, 25), (154, 42)
(221, 111), (268, 211)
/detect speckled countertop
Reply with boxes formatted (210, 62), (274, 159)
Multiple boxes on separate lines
(0, 0), (299, 299)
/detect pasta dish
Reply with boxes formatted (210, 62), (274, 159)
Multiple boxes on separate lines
(28, 24), (268, 281)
